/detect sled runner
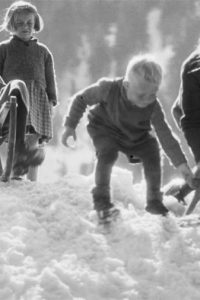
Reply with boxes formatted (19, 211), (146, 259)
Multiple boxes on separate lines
(0, 96), (17, 182)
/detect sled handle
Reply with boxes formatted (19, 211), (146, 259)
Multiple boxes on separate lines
(0, 158), (3, 176)
(185, 186), (200, 215)
(1, 96), (17, 182)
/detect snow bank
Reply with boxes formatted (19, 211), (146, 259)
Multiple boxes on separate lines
(0, 167), (200, 299)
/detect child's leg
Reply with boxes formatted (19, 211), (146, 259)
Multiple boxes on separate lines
(129, 137), (168, 215)
(135, 137), (162, 202)
(26, 133), (40, 181)
(27, 165), (38, 181)
(92, 149), (118, 211)
(137, 138), (168, 215)
(89, 132), (118, 211)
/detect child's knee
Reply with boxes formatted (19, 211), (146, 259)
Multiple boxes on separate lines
(97, 151), (118, 164)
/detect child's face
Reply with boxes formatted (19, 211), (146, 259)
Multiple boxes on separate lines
(13, 12), (35, 41)
(124, 73), (159, 108)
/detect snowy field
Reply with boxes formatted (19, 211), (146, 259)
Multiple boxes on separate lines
(0, 148), (200, 300)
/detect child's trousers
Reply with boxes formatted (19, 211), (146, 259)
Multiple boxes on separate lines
(88, 126), (162, 211)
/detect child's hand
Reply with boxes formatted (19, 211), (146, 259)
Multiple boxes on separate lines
(61, 126), (77, 148)
(177, 163), (194, 188)
(191, 163), (200, 189)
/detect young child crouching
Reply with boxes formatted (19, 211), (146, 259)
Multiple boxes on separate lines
(62, 54), (193, 223)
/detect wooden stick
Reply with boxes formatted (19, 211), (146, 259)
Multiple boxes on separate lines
(1, 96), (17, 182)
(0, 157), (3, 176)
(185, 187), (200, 215)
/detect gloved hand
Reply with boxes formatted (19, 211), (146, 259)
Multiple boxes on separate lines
(192, 163), (200, 189)
(176, 163), (194, 188)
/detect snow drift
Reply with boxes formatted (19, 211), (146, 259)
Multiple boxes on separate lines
(0, 166), (200, 300)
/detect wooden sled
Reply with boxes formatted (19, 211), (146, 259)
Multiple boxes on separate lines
(0, 96), (17, 182)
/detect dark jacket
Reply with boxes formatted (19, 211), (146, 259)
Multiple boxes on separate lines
(172, 51), (200, 129)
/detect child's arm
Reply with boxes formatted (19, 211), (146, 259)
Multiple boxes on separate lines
(176, 163), (194, 188)
(64, 78), (111, 129)
(152, 100), (193, 186)
(62, 78), (112, 147)
(45, 50), (58, 106)
(61, 126), (76, 147)
(152, 100), (186, 167)
(172, 97), (183, 129)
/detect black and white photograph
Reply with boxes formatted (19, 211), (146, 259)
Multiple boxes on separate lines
(0, 0), (200, 299)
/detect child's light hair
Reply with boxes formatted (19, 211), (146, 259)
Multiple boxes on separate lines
(125, 54), (162, 86)
(0, 1), (44, 33)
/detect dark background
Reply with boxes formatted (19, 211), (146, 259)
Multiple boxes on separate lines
(0, 0), (199, 183)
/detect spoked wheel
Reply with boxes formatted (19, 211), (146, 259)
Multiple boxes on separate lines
(1, 96), (17, 182)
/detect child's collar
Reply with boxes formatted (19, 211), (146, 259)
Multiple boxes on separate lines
(11, 35), (38, 45)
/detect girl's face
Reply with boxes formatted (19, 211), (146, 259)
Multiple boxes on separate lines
(123, 73), (159, 108)
(13, 12), (35, 41)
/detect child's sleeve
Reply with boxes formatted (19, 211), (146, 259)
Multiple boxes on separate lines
(0, 76), (5, 90)
(64, 78), (112, 129)
(172, 94), (183, 130)
(45, 50), (58, 106)
(151, 100), (187, 167)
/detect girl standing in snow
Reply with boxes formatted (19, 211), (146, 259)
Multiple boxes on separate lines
(0, 0), (58, 180)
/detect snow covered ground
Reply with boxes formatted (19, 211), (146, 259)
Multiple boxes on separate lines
(1, 149), (200, 300)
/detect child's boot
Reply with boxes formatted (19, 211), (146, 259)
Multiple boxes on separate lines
(25, 145), (45, 167)
(12, 142), (45, 177)
(92, 186), (120, 224)
(25, 134), (45, 181)
(145, 199), (169, 216)
(12, 141), (30, 178)
(97, 206), (120, 225)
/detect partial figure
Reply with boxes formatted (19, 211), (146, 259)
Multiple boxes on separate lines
(62, 54), (193, 224)
(169, 45), (200, 211)
(0, 0), (58, 180)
